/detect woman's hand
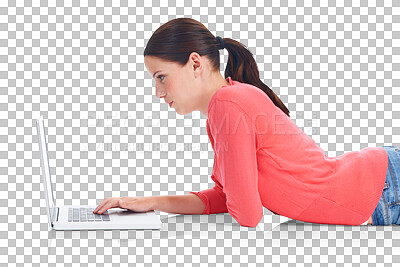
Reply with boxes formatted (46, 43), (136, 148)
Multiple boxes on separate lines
(93, 196), (155, 214)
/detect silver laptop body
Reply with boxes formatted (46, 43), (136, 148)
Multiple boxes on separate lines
(36, 115), (162, 230)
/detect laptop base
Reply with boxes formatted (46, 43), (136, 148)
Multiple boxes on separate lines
(52, 205), (162, 230)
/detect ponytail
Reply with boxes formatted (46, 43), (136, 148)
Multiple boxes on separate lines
(222, 37), (290, 117)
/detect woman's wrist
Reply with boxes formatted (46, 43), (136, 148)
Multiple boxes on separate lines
(149, 194), (205, 214)
(148, 195), (165, 211)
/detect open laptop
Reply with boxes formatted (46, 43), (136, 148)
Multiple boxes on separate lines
(36, 115), (162, 230)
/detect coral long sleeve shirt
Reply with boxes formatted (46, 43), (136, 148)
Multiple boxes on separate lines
(190, 76), (388, 227)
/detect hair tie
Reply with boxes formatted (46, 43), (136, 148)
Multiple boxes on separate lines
(216, 36), (224, 50)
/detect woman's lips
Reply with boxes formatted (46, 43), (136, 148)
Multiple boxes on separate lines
(169, 101), (173, 107)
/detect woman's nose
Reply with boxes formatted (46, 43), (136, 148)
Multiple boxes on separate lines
(155, 88), (166, 98)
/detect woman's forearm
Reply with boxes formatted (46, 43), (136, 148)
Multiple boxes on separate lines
(150, 193), (206, 214)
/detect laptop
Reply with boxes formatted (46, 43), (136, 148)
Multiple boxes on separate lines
(36, 115), (162, 230)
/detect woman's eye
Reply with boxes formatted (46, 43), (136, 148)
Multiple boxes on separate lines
(157, 75), (164, 81)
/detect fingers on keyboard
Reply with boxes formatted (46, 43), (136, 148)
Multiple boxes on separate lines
(68, 208), (110, 222)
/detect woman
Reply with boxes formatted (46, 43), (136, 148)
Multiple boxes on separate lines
(93, 17), (399, 227)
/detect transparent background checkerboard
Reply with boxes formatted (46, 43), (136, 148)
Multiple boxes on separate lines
(1, 0), (400, 266)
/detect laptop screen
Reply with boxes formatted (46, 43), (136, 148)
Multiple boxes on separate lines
(36, 116), (57, 227)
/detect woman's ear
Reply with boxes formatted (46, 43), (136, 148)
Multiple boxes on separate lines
(188, 52), (202, 74)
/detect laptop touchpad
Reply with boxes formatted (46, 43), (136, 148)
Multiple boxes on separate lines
(116, 210), (149, 217)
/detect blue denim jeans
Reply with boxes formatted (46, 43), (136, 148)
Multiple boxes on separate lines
(371, 146), (400, 225)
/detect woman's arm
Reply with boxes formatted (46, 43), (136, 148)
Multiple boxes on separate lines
(151, 193), (206, 214)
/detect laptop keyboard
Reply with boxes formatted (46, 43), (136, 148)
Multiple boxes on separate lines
(68, 207), (110, 222)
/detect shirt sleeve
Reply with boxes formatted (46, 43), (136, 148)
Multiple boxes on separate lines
(189, 175), (228, 215)
(209, 100), (264, 227)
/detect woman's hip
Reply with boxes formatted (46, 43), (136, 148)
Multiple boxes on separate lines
(371, 146), (400, 225)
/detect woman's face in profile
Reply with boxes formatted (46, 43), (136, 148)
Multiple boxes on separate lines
(144, 55), (205, 116)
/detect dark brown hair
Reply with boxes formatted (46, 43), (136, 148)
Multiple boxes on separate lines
(143, 18), (290, 117)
